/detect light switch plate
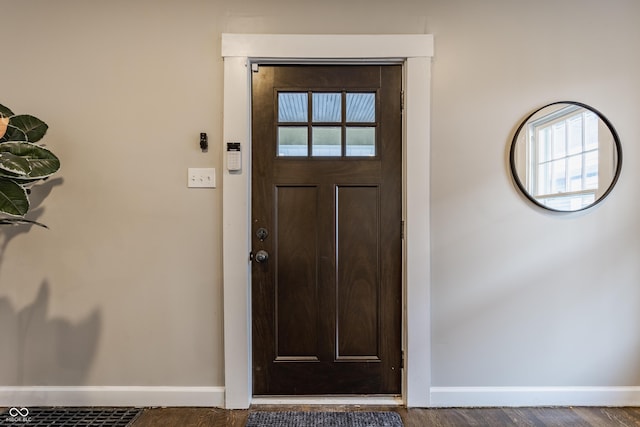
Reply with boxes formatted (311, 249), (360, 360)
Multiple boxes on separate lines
(188, 168), (216, 188)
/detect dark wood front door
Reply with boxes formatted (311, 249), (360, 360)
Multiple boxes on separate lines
(251, 65), (402, 395)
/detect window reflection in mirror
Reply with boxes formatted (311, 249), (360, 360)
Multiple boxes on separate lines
(510, 102), (621, 212)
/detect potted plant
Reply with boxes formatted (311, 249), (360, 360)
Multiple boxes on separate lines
(0, 103), (60, 227)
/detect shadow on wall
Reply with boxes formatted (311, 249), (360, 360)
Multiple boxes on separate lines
(0, 281), (101, 386)
(0, 177), (102, 386)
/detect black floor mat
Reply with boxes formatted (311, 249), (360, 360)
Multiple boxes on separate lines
(245, 411), (404, 427)
(1, 407), (141, 426)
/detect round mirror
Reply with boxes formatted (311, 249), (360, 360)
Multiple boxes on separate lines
(510, 101), (622, 212)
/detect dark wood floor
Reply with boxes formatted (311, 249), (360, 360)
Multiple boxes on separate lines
(131, 405), (640, 426)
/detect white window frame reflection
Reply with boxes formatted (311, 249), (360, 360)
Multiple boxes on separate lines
(526, 105), (600, 210)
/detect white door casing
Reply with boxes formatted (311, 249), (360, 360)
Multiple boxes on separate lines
(221, 34), (433, 409)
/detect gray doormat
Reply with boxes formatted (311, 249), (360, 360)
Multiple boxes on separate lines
(245, 411), (403, 427)
(0, 407), (141, 426)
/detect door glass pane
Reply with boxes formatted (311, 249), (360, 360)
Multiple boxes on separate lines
(346, 93), (375, 122)
(312, 93), (341, 122)
(279, 93), (308, 122)
(346, 127), (375, 156)
(278, 126), (308, 156)
(312, 127), (341, 156)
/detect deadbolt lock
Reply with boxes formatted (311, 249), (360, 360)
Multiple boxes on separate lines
(256, 227), (269, 241)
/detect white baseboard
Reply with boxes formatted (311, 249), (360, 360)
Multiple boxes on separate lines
(430, 386), (640, 407)
(5, 386), (639, 408)
(0, 386), (225, 408)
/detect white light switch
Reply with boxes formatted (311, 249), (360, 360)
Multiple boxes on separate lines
(188, 168), (216, 188)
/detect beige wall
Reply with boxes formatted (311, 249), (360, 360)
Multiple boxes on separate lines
(1, 0), (639, 394)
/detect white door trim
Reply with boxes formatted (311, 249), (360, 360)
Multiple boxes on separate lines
(221, 33), (433, 409)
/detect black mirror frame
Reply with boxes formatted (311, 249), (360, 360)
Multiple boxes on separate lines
(509, 101), (623, 212)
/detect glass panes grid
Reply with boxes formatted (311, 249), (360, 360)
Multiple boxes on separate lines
(277, 91), (377, 157)
(529, 108), (599, 200)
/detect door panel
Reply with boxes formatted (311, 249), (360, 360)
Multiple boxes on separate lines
(336, 185), (380, 360)
(252, 65), (402, 395)
(275, 185), (319, 360)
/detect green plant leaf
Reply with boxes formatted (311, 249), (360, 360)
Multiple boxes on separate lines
(0, 152), (30, 176)
(0, 177), (29, 216)
(0, 104), (14, 118)
(0, 142), (60, 179)
(0, 123), (26, 143)
(2, 114), (48, 143)
(0, 217), (48, 228)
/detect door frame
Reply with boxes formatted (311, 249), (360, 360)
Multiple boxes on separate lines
(221, 34), (434, 409)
